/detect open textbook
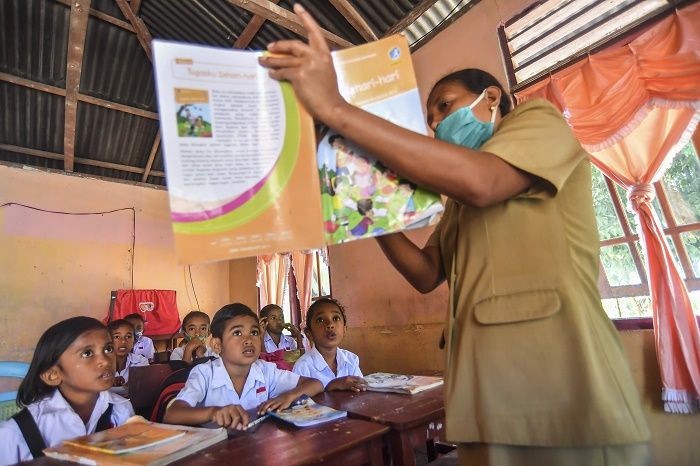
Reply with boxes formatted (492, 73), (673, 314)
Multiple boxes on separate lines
(364, 372), (443, 395)
(44, 420), (226, 465)
(153, 35), (442, 264)
(269, 397), (347, 427)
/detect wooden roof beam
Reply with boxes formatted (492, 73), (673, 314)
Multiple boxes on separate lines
(384, 0), (440, 36)
(55, 0), (134, 32)
(63, 0), (90, 173)
(115, 0), (153, 61)
(329, 0), (377, 42)
(141, 132), (161, 182)
(130, 0), (142, 15)
(234, 0), (281, 49)
(226, 0), (353, 49)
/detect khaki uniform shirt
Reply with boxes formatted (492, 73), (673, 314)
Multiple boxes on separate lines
(428, 99), (650, 446)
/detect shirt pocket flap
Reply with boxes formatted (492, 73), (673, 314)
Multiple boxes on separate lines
(474, 289), (561, 325)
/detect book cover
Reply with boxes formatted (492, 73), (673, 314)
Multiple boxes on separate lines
(364, 372), (443, 395)
(269, 398), (347, 427)
(318, 35), (443, 244)
(63, 422), (185, 454)
(44, 421), (227, 466)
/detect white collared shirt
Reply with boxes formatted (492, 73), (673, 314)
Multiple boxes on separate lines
(133, 335), (155, 361)
(263, 331), (298, 353)
(170, 344), (217, 361)
(115, 352), (149, 384)
(292, 346), (362, 388)
(175, 358), (300, 411)
(0, 389), (134, 465)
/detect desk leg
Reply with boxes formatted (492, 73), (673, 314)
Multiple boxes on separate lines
(367, 437), (384, 466)
(388, 431), (415, 466)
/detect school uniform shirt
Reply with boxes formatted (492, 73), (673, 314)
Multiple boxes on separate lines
(263, 331), (298, 352)
(170, 344), (217, 361)
(292, 346), (362, 388)
(0, 389), (133, 465)
(116, 352), (149, 384)
(132, 335), (155, 361)
(427, 99), (649, 446)
(175, 358), (300, 411)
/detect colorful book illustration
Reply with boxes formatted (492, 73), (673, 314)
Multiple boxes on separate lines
(152, 35), (442, 264)
(44, 421), (227, 466)
(364, 372), (443, 395)
(269, 398), (347, 427)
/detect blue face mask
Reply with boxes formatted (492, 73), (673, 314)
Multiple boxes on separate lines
(434, 91), (497, 149)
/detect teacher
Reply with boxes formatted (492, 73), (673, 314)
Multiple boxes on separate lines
(260, 5), (650, 465)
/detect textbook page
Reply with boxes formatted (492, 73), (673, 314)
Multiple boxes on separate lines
(317, 35), (443, 244)
(152, 41), (324, 264)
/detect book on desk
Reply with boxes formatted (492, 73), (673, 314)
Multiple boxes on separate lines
(43, 420), (226, 466)
(364, 372), (444, 395)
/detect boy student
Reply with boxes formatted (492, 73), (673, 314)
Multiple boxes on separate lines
(164, 304), (323, 430)
(124, 313), (155, 362)
(259, 304), (304, 353)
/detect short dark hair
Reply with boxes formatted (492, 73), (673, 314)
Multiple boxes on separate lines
(328, 134), (344, 146)
(431, 68), (512, 117)
(182, 311), (210, 330)
(17, 317), (109, 407)
(357, 198), (373, 215)
(259, 304), (283, 319)
(305, 298), (347, 330)
(123, 313), (144, 323)
(211, 303), (259, 339)
(108, 319), (134, 334)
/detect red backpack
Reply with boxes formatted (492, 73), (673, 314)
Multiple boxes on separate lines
(106, 289), (181, 336)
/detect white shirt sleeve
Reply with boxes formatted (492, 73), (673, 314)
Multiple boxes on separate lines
(170, 346), (185, 361)
(108, 394), (135, 426)
(291, 355), (312, 378)
(174, 365), (208, 407)
(139, 337), (156, 360)
(0, 420), (30, 465)
(130, 354), (150, 367)
(267, 364), (300, 398)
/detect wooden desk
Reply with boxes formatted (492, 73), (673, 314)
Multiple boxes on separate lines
(314, 387), (445, 466)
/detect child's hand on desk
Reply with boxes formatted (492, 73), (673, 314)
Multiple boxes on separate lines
(326, 376), (368, 392)
(211, 405), (250, 430)
(257, 392), (298, 414)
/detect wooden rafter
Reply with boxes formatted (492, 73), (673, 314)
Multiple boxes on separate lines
(329, 0), (377, 42)
(63, 0), (91, 173)
(0, 144), (165, 178)
(130, 0), (142, 15)
(141, 132), (161, 182)
(234, 0), (281, 48)
(0, 73), (159, 120)
(226, 0), (353, 49)
(55, 0), (134, 32)
(384, 0), (440, 37)
(115, 0), (153, 60)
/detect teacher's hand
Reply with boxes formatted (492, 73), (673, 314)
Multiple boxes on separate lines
(258, 3), (346, 121)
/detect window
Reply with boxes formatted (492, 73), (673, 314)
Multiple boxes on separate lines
(311, 250), (331, 300)
(592, 142), (700, 318)
(278, 250), (331, 324)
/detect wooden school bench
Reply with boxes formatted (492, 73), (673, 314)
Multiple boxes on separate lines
(314, 386), (445, 466)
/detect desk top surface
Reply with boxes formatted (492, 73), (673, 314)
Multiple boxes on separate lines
(314, 386), (444, 430)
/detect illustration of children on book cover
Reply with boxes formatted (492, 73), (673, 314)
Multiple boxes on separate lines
(317, 130), (442, 245)
(175, 88), (213, 138)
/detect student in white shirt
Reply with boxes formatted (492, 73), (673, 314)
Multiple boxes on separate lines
(293, 298), (367, 392)
(164, 303), (323, 430)
(260, 304), (304, 353)
(0, 317), (134, 465)
(124, 313), (155, 362)
(170, 311), (218, 363)
(108, 319), (149, 387)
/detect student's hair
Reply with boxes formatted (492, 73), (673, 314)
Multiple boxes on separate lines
(17, 317), (109, 407)
(357, 198), (373, 215)
(108, 319), (135, 334)
(328, 134), (344, 146)
(123, 313), (144, 323)
(182, 311), (210, 330)
(431, 68), (512, 117)
(211, 303), (259, 339)
(305, 298), (348, 330)
(259, 304), (283, 319)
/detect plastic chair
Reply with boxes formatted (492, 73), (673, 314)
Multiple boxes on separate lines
(0, 361), (29, 421)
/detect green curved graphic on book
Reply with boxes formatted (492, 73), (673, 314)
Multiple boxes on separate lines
(173, 82), (300, 235)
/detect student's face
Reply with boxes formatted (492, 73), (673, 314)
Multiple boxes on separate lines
(111, 325), (135, 357)
(307, 303), (346, 350)
(184, 316), (210, 339)
(264, 308), (285, 334)
(426, 81), (500, 132)
(214, 315), (262, 367)
(126, 319), (144, 334)
(43, 329), (116, 395)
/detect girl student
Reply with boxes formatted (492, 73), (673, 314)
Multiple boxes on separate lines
(163, 303), (323, 430)
(292, 298), (366, 392)
(0, 317), (134, 464)
(259, 303), (304, 353)
(107, 319), (148, 388)
(170, 310), (217, 363)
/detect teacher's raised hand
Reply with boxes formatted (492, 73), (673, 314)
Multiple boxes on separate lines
(258, 3), (346, 122)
